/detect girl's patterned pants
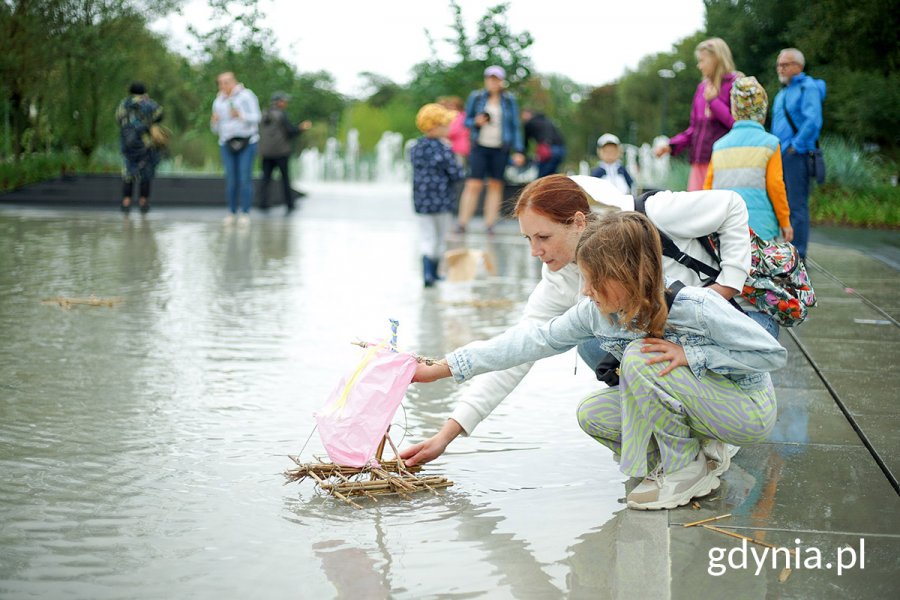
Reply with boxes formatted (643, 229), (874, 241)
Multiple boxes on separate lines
(577, 340), (777, 477)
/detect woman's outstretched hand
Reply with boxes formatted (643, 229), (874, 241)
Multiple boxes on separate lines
(400, 419), (464, 466)
(412, 360), (452, 383)
(640, 337), (688, 376)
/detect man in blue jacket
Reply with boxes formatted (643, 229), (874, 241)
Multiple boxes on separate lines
(771, 48), (826, 259)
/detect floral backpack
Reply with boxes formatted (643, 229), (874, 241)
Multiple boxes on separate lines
(739, 230), (817, 326)
(634, 194), (817, 327)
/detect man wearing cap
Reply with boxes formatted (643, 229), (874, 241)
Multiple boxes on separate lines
(456, 65), (526, 234)
(258, 91), (312, 213)
(591, 133), (635, 195)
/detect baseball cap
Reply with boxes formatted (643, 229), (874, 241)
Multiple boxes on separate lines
(270, 91), (290, 103)
(483, 65), (506, 80)
(416, 103), (454, 133)
(597, 133), (621, 148)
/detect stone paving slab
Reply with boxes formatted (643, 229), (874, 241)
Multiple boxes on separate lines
(669, 443), (900, 535)
(770, 386), (862, 446)
(853, 414), (900, 482)
(667, 237), (899, 597)
(670, 525), (900, 600)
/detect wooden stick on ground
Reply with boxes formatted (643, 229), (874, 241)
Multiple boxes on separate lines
(701, 524), (797, 555)
(683, 513), (732, 528)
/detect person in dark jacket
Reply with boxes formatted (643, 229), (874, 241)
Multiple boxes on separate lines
(258, 91), (311, 213)
(521, 108), (566, 178)
(116, 81), (163, 214)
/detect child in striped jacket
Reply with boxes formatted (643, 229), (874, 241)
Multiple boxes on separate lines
(704, 76), (793, 244)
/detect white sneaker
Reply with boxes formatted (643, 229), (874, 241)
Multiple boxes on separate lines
(702, 440), (740, 477)
(237, 213), (250, 227)
(223, 214), (236, 226)
(626, 452), (720, 510)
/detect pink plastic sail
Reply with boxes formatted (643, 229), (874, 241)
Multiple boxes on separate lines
(315, 341), (418, 467)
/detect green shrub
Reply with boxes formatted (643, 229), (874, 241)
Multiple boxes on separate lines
(810, 184), (900, 228)
(820, 136), (888, 189)
(0, 151), (81, 192)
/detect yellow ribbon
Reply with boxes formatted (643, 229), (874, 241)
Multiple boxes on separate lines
(327, 341), (387, 416)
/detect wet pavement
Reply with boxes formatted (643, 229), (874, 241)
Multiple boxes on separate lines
(0, 182), (898, 598)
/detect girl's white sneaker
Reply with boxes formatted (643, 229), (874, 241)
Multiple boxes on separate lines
(626, 452), (720, 510)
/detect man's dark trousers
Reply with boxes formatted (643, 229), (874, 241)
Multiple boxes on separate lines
(261, 156), (293, 210)
(782, 150), (810, 258)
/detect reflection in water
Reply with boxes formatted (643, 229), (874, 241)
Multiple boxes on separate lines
(0, 188), (626, 597)
(565, 510), (669, 599)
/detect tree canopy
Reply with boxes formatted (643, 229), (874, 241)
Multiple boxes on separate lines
(1, 0), (897, 169)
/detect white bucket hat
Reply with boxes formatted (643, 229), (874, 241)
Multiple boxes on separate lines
(568, 175), (635, 212)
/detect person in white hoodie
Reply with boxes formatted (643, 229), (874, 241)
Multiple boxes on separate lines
(401, 174), (755, 474)
(211, 71), (261, 226)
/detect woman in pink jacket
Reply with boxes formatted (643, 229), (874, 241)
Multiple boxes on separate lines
(656, 38), (739, 191)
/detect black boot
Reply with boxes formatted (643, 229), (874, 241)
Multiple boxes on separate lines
(430, 257), (443, 282)
(422, 256), (436, 287)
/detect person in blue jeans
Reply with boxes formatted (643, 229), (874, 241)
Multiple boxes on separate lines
(770, 48), (826, 259)
(211, 71), (261, 226)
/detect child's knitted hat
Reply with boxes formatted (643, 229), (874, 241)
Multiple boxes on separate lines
(731, 76), (768, 123)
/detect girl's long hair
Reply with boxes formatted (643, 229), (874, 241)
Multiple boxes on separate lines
(576, 212), (668, 337)
(696, 37), (736, 97)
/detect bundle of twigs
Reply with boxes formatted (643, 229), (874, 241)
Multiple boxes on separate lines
(284, 434), (453, 508)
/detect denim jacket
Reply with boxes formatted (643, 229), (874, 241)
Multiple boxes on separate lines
(447, 284), (786, 392)
(464, 89), (524, 153)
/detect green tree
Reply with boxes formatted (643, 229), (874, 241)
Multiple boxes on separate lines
(704, 0), (900, 149)
(407, 0), (533, 105)
(1, 0), (184, 159)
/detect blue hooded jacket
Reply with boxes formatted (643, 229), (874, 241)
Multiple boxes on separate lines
(771, 72), (827, 154)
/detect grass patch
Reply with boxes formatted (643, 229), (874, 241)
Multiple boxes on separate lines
(810, 184), (899, 228)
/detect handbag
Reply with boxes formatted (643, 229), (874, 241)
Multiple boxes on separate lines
(149, 124), (170, 149)
(808, 148), (826, 185)
(226, 136), (250, 153)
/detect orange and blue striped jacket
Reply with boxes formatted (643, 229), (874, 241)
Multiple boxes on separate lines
(704, 120), (790, 240)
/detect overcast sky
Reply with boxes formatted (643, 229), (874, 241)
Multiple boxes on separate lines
(151, 0), (706, 96)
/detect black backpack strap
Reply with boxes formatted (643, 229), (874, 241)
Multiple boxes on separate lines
(633, 191), (722, 280)
(664, 280), (685, 310)
(783, 94), (800, 136)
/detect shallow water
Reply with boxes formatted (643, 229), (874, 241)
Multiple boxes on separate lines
(0, 184), (625, 599)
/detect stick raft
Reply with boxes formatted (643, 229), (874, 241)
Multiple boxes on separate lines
(284, 455), (453, 509)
